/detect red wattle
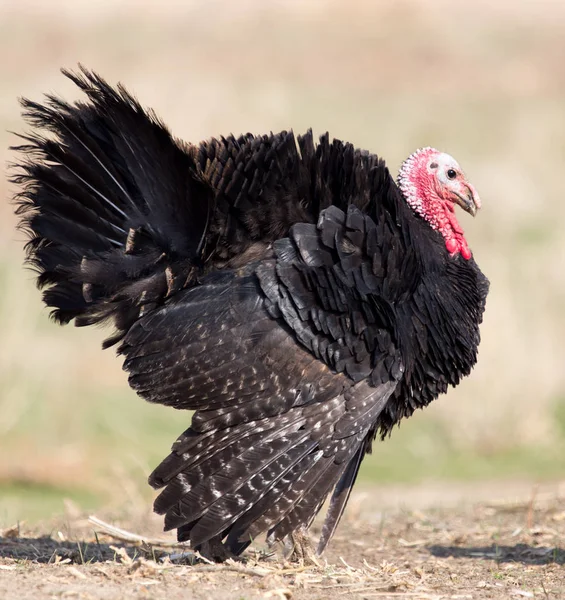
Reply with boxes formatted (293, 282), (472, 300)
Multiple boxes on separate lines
(445, 238), (458, 254)
(460, 243), (472, 260)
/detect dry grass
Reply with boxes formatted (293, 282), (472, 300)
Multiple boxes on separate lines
(1, 482), (564, 599)
(1, 0), (565, 520)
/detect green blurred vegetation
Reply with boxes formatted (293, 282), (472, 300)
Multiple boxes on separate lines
(1, 0), (565, 525)
(0, 482), (100, 524)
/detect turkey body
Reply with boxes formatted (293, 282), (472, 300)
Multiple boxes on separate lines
(12, 69), (489, 557)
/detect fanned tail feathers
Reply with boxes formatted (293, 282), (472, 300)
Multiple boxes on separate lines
(12, 66), (210, 346)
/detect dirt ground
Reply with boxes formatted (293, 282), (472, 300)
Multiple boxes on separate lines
(1, 481), (564, 600)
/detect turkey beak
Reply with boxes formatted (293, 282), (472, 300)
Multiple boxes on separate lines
(453, 182), (481, 217)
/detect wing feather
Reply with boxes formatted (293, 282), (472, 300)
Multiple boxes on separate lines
(118, 203), (405, 551)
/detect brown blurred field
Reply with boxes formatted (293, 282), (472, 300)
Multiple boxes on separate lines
(1, 0), (565, 529)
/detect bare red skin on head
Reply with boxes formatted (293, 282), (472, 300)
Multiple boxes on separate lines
(401, 148), (472, 260)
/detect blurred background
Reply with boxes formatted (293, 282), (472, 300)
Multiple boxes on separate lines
(1, 0), (565, 525)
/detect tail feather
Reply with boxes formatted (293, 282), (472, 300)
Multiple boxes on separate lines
(12, 66), (211, 344)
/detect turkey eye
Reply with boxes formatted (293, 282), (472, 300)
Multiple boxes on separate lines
(447, 169), (457, 180)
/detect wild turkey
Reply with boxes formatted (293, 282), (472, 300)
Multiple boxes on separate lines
(12, 68), (489, 560)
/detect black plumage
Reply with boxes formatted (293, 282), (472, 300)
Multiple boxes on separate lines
(12, 68), (489, 558)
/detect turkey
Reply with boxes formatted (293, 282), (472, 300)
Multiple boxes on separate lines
(12, 68), (489, 560)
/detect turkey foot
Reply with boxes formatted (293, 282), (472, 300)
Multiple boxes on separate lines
(284, 527), (321, 567)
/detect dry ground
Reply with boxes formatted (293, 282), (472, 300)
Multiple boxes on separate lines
(1, 482), (564, 600)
